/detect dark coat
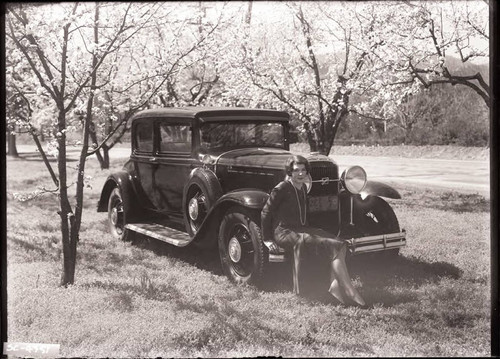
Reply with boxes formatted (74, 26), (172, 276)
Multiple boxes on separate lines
(261, 180), (345, 254)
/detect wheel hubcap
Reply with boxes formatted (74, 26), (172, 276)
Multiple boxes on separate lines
(188, 197), (199, 221)
(228, 237), (242, 263)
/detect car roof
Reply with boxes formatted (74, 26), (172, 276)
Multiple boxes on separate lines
(131, 107), (290, 123)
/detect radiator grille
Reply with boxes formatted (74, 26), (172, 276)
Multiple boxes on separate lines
(310, 165), (335, 179)
(309, 161), (339, 196)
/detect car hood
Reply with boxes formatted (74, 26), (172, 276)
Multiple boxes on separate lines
(214, 147), (292, 170)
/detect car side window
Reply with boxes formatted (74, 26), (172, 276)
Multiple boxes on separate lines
(159, 123), (192, 153)
(135, 121), (154, 153)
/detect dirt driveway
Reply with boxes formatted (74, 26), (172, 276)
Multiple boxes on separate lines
(332, 154), (490, 197)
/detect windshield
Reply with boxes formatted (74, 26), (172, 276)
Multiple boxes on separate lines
(200, 121), (286, 150)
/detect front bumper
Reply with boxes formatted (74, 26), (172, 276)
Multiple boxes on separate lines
(267, 230), (407, 263)
(346, 229), (406, 254)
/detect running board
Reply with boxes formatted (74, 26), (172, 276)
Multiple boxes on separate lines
(125, 223), (192, 247)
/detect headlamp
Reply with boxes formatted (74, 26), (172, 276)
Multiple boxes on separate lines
(341, 165), (367, 194)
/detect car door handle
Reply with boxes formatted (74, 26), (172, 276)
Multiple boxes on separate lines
(149, 157), (157, 162)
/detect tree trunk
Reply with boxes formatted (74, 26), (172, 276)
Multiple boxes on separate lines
(31, 129), (59, 187)
(7, 131), (19, 157)
(40, 125), (45, 142)
(94, 143), (110, 169)
(245, 1), (253, 25)
(318, 140), (329, 156)
(101, 144), (110, 169)
(303, 123), (318, 152)
(57, 111), (77, 287)
(93, 144), (110, 169)
(89, 123), (110, 169)
(95, 148), (105, 168)
(59, 211), (77, 286)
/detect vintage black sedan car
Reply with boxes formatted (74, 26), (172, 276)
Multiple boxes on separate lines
(97, 107), (406, 284)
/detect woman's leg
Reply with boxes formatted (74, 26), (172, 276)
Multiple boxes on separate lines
(303, 228), (365, 306)
(328, 278), (347, 304)
(331, 244), (365, 306)
(274, 226), (304, 295)
(292, 234), (304, 294)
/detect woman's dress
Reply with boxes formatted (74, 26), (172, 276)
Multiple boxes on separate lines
(261, 180), (345, 259)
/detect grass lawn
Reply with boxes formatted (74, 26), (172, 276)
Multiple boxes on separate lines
(5, 152), (491, 357)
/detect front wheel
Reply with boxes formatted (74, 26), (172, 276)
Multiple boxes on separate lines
(218, 207), (267, 285)
(107, 187), (129, 241)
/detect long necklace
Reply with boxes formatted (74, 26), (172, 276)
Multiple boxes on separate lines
(291, 181), (307, 226)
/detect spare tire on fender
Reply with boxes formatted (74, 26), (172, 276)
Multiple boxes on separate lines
(183, 168), (223, 236)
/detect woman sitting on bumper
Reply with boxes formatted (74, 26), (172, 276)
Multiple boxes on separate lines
(261, 154), (365, 307)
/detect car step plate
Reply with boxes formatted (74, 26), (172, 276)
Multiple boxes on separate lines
(125, 223), (192, 247)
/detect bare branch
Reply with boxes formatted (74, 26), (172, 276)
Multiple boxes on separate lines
(65, 4), (160, 112)
(349, 108), (388, 123)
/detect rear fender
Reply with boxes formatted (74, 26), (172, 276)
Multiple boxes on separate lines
(191, 189), (269, 247)
(97, 171), (138, 219)
(360, 180), (401, 199)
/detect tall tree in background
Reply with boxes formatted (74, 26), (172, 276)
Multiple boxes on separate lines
(353, 0), (489, 121)
(224, 2), (387, 155)
(86, 2), (229, 169)
(6, 2), (159, 285)
(222, 1), (489, 154)
(149, 2), (229, 109)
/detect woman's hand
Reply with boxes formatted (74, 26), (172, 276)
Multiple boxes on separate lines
(265, 241), (281, 254)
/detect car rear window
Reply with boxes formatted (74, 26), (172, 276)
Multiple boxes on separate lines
(135, 121), (153, 152)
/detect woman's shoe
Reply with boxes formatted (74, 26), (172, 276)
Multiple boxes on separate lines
(344, 287), (366, 307)
(328, 279), (347, 304)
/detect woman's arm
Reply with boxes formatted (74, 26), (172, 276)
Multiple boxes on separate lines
(261, 182), (286, 243)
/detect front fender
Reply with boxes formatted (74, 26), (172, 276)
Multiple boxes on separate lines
(191, 189), (269, 246)
(361, 180), (401, 199)
(216, 189), (270, 210)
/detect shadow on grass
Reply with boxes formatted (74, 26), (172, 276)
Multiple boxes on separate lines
(7, 191), (60, 212)
(100, 231), (463, 308)
(346, 254), (463, 307)
(78, 238), (169, 275)
(261, 253), (463, 306)
(348, 254), (462, 285)
(129, 232), (333, 302)
(8, 236), (60, 261)
(79, 273), (296, 352)
(130, 233), (223, 276)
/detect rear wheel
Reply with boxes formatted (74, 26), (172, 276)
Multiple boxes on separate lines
(218, 207), (266, 285)
(107, 187), (129, 241)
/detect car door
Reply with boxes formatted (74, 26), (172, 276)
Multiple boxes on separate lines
(153, 119), (197, 214)
(130, 118), (160, 210)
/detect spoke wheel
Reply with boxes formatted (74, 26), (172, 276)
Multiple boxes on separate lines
(218, 207), (266, 285)
(183, 170), (222, 237)
(186, 187), (209, 235)
(107, 188), (129, 241)
(225, 223), (256, 277)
